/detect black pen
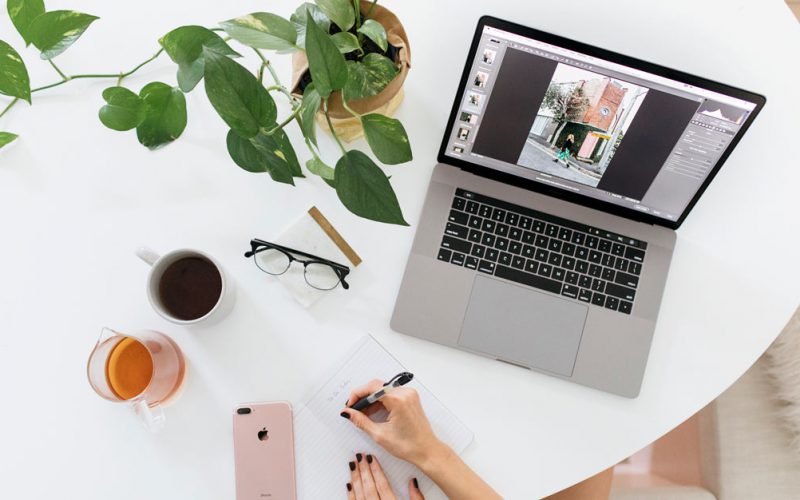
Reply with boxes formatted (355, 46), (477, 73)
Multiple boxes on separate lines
(349, 372), (414, 411)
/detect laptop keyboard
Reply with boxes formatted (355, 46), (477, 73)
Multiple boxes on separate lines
(439, 189), (647, 315)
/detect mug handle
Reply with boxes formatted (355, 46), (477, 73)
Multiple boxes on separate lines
(136, 247), (160, 267)
(132, 399), (166, 432)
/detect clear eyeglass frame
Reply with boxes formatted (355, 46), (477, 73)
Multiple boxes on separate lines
(244, 239), (351, 291)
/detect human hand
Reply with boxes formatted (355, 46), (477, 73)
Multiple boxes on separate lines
(340, 380), (449, 467)
(346, 453), (424, 500)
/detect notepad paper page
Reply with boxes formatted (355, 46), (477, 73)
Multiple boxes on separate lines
(294, 336), (474, 500)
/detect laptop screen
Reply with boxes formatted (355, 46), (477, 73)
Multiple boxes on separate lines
(442, 22), (763, 225)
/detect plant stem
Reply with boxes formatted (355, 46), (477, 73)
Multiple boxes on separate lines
(48, 60), (68, 80)
(264, 105), (302, 135)
(365, 0), (378, 19)
(0, 98), (18, 119)
(341, 98), (361, 119)
(354, 0), (362, 28)
(323, 98), (347, 156)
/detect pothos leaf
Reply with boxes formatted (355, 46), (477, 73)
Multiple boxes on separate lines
(28, 10), (99, 60)
(334, 150), (408, 225)
(343, 53), (398, 102)
(0, 40), (30, 103)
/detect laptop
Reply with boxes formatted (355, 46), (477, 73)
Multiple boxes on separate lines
(391, 16), (765, 397)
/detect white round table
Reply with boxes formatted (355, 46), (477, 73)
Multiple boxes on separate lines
(1, 0), (798, 498)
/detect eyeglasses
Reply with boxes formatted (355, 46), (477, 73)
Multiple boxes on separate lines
(244, 239), (351, 291)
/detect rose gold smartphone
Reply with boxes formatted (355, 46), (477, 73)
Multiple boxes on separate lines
(233, 402), (296, 500)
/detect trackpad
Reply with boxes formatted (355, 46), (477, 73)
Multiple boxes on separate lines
(458, 276), (588, 377)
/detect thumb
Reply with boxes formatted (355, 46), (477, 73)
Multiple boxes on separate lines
(408, 478), (425, 500)
(341, 408), (380, 439)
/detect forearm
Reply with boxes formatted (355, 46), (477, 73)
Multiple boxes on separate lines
(418, 441), (502, 500)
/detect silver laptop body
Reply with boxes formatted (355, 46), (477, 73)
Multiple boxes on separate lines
(391, 17), (765, 397)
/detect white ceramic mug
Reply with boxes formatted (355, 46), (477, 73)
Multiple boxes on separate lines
(136, 247), (235, 325)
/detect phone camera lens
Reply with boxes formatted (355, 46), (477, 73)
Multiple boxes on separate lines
(237, 408), (252, 415)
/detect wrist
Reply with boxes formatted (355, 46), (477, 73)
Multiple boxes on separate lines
(416, 438), (456, 476)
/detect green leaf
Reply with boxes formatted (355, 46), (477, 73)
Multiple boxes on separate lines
(331, 32), (360, 54)
(314, 0), (354, 32)
(7, 0), (45, 46)
(361, 114), (412, 165)
(307, 157), (335, 180)
(0, 40), (30, 103)
(226, 129), (301, 185)
(220, 13), (298, 51)
(343, 53), (398, 101)
(290, 3), (330, 48)
(0, 132), (18, 149)
(357, 19), (388, 52)
(299, 83), (321, 146)
(203, 48), (277, 138)
(304, 15), (347, 98)
(335, 150), (408, 225)
(99, 86), (146, 131)
(159, 25), (239, 92)
(28, 10), (99, 60)
(136, 82), (187, 150)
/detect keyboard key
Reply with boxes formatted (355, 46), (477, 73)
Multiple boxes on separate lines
(611, 243), (625, 256)
(499, 252), (512, 266)
(614, 271), (639, 289)
(535, 235), (549, 248)
(579, 275), (592, 288)
(591, 278), (605, 292)
(492, 208), (506, 221)
(471, 245), (486, 258)
(614, 258), (628, 272)
(509, 241), (523, 255)
(512, 256), (525, 269)
(535, 248), (549, 262)
(481, 233), (496, 247)
(437, 248), (452, 262)
(445, 223), (468, 239)
(575, 247), (589, 260)
(558, 227), (572, 241)
(532, 220), (546, 233)
(601, 254), (615, 267)
(496, 223), (509, 237)
(565, 271), (579, 285)
(485, 249), (499, 262)
(441, 236), (471, 253)
(618, 300), (632, 314)
(466, 201), (479, 214)
(552, 268), (565, 281)
(625, 246), (646, 263)
(452, 197), (466, 210)
(520, 216), (532, 230)
(509, 227), (523, 241)
(605, 282), (636, 302)
(548, 239), (562, 253)
(605, 296), (620, 311)
(579, 288), (592, 302)
(506, 212), (519, 226)
(525, 259), (539, 273)
(576, 260), (589, 274)
(562, 243), (576, 256)
(465, 257), (479, 270)
(496, 238), (509, 251)
(599, 239), (612, 252)
(589, 264), (602, 277)
(602, 268), (615, 281)
(522, 245), (535, 258)
(548, 253), (562, 267)
(479, 205), (492, 218)
(451, 252), (466, 266)
(592, 292), (606, 307)
(469, 216), (482, 229)
(571, 232), (585, 245)
(481, 219), (496, 233)
(562, 284), (579, 299)
(468, 229), (482, 243)
(589, 250), (602, 264)
(546, 224), (559, 237)
(629, 262), (642, 275)
(449, 210), (469, 225)
(562, 256), (576, 270)
(538, 264), (553, 278)
(478, 260), (495, 274)
(494, 265), (562, 295)
(522, 231), (535, 244)
(586, 236), (598, 249)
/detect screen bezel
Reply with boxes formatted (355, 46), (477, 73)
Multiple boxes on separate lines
(437, 16), (766, 230)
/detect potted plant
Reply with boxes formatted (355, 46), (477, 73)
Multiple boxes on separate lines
(0, 0), (412, 225)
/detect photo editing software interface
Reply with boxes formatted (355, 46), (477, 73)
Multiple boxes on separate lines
(445, 26), (758, 222)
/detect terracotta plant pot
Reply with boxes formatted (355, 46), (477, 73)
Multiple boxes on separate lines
(290, 1), (411, 142)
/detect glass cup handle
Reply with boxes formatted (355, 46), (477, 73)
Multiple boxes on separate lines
(132, 399), (165, 432)
(136, 247), (160, 267)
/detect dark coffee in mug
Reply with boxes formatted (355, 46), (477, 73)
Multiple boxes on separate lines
(158, 257), (223, 320)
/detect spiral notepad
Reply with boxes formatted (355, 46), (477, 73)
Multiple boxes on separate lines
(293, 336), (474, 499)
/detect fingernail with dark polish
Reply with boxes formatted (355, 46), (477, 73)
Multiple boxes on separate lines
(366, 454), (373, 464)
(340, 412), (350, 419)
(413, 477), (419, 489)
(349, 461), (356, 471)
(346, 483), (352, 492)
(356, 453), (363, 462)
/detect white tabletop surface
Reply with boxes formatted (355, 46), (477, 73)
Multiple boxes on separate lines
(2, 0), (799, 498)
